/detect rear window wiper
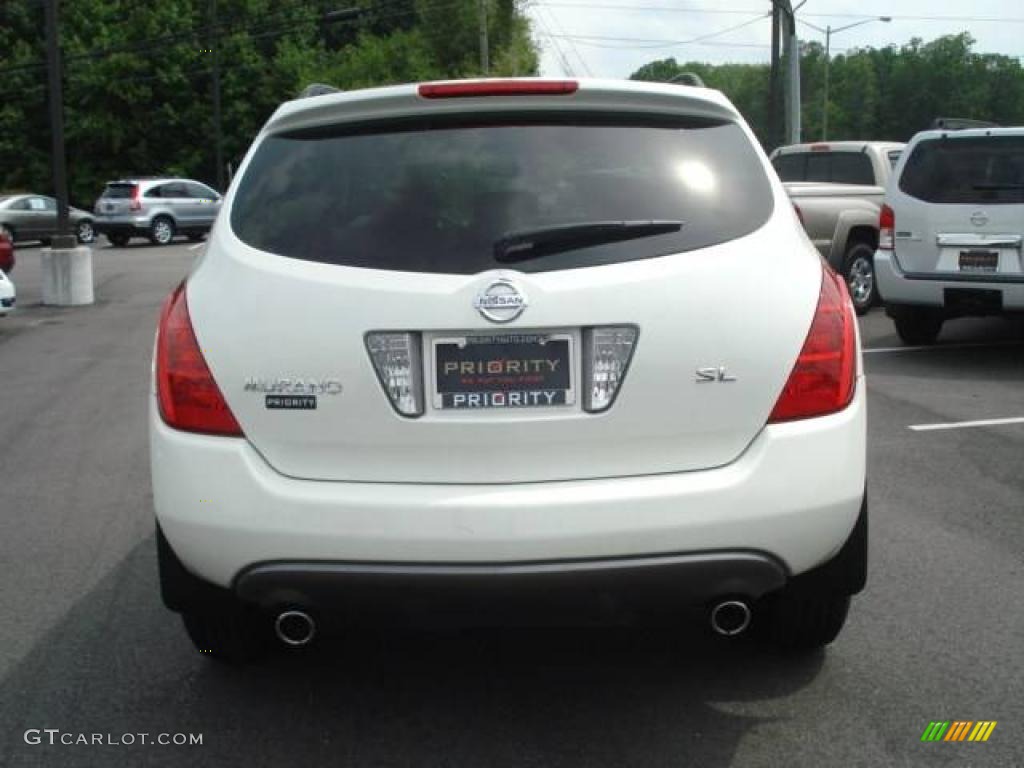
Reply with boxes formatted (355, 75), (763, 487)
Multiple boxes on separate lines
(494, 220), (684, 263)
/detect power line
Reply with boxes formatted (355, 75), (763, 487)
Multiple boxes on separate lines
(802, 12), (1024, 23)
(531, 2), (1024, 24)
(532, 9), (577, 75)
(541, 6), (593, 75)
(534, 3), (766, 16)
(559, 36), (772, 51)
(544, 12), (770, 51)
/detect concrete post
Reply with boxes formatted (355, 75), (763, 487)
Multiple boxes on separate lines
(41, 235), (94, 306)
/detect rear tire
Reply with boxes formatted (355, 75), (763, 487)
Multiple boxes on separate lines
(182, 606), (270, 664)
(150, 216), (175, 246)
(841, 242), (876, 316)
(76, 219), (96, 244)
(108, 233), (130, 248)
(891, 306), (943, 345)
(755, 591), (851, 652)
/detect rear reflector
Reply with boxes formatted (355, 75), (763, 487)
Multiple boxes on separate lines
(156, 283), (243, 436)
(768, 269), (856, 423)
(366, 332), (424, 417)
(583, 326), (638, 413)
(878, 203), (894, 250)
(418, 80), (578, 99)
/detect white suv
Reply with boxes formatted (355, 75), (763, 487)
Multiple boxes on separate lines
(876, 127), (1024, 344)
(150, 79), (867, 662)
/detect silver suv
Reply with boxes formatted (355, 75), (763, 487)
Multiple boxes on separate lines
(876, 127), (1024, 344)
(93, 178), (222, 246)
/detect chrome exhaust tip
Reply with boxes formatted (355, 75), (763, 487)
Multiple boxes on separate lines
(274, 610), (316, 647)
(710, 600), (751, 637)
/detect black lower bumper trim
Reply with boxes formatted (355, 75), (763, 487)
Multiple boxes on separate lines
(233, 551), (789, 611)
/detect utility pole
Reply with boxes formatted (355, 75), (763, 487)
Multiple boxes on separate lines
(767, 2), (781, 151)
(44, 0), (71, 241)
(798, 16), (891, 140)
(822, 25), (832, 141)
(779, 1), (800, 144)
(478, 0), (489, 74)
(211, 0), (224, 191)
(42, 0), (94, 306)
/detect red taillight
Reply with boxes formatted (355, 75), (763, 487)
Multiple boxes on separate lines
(768, 269), (857, 423)
(156, 282), (243, 436)
(129, 184), (142, 212)
(878, 203), (894, 251)
(418, 79), (578, 99)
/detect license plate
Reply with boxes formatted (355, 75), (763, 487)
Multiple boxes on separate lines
(959, 250), (998, 273)
(432, 333), (574, 410)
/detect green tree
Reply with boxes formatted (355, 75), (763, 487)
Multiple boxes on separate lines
(630, 33), (1024, 150)
(0, 0), (538, 206)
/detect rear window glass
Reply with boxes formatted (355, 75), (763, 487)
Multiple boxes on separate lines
(771, 151), (873, 185)
(772, 153), (805, 181)
(102, 184), (135, 199)
(829, 153), (874, 185)
(230, 115), (774, 274)
(899, 136), (1024, 204)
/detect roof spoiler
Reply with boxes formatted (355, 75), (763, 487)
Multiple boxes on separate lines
(930, 117), (1000, 131)
(668, 72), (706, 88)
(299, 83), (341, 98)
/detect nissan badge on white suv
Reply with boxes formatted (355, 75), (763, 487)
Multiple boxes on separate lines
(876, 126), (1024, 344)
(150, 78), (867, 662)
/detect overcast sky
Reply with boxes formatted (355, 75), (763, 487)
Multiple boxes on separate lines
(524, 0), (1024, 78)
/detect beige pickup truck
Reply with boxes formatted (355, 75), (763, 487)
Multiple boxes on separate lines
(770, 141), (905, 314)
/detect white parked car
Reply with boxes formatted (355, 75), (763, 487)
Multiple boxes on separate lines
(0, 268), (15, 316)
(876, 126), (1024, 344)
(150, 78), (867, 663)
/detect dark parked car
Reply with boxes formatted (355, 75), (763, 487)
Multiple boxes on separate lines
(0, 194), (96, 245)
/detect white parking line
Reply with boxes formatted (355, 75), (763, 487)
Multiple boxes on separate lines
(187, 243), (205, 252)
(864, 340), (1024, 355)
(909, 417), (1024, 432)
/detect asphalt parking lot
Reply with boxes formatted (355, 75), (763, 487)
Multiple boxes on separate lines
(0, 241), (1022, 768)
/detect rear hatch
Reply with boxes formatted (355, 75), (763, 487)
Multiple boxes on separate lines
(190, 82), (818, 483)
(95, 182), (136, 216)
(893, 133), (1024, 276)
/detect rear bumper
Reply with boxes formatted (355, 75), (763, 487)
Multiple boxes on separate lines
(876, 250), (1024, 311)
(93, 216), (150, 236)
(152, 378), (867, 594)
(160, 494), (866, 618)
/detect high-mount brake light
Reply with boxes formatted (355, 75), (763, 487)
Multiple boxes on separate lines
(768, 269), (857, 423)
(418, 80), (578, 99)
(156, 282), (243, 436)
(878, 203), (894, 251)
